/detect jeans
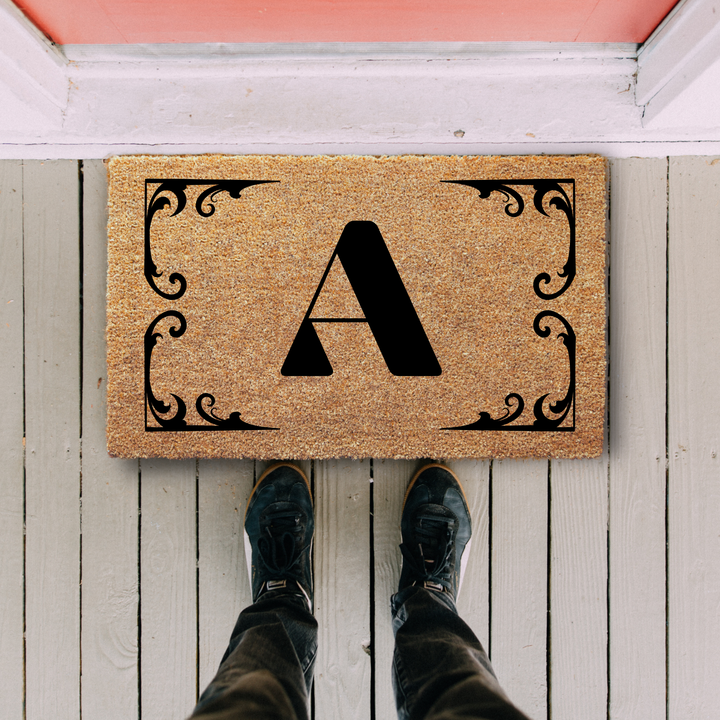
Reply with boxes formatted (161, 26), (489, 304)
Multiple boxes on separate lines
(190, 587), (531, 720)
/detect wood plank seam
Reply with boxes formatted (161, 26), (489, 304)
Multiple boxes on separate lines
(78, 158), (84, 720)
(22, 159), (27, 720)
(195, 457), (200, 704)
(605, 162), (611, 720)
(21, 159), (26, 720)
(603, 162), (611, 720)
(604, 433), (611, 720)
(546, 459), (552, 720)
(369, 457), (376, 720)
(138, 461), (143, 720)
(135, 459), (141, 720)
(78, 160), (84, 440)
(606, 171), (611, 717)
(604, 456), (611, 717)
(663, 156), (669, 720)
(488, 459), (493, 663)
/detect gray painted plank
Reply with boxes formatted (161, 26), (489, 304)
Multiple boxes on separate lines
(608, 157), (667, 720)
(373, 459), (415, 720)
(490, 460), (548, 720)
(668, 156), (720, 718)
(80, 159), (141, 720)
(550, 456), (609, 720)
(0, 160), (25, 720)
(140, 459), (197, 720)
(197, 459), (254, 692)
(314, 459), (372, 720)
(448, 460), (491, 656)
(23, 160), (81, 720)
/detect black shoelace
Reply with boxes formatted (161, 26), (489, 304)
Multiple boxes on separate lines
(401, 513), (457, 592)
(257, 509), (308, 582)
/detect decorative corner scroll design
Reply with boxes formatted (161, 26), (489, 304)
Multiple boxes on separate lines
(143, 179), (279, 432)
(144, 311), (278, 432)
(144, 179), (277, 300)
(443, 311), (576, 432)
(444, 179), (575, 300)
(440, 178), (577, 433)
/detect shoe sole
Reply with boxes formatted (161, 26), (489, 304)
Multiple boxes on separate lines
(243, 462), (313, 607)
(402, 462), (473, 598)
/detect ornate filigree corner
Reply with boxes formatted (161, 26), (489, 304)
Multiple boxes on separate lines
(143, 179), (278, 432)
(441, 179), (577, 432)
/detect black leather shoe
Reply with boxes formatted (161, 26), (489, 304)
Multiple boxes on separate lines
(244, 463), (314, 610)
(398, 463), (472, 600)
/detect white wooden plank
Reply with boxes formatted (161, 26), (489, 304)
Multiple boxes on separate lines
(0, 160), (24, 720)
(140, 459), (197, 720)
(80, 158), (140, 720)
(608, 157), (667, 720)
(550, 456), (608, 720)
(490, 459), (548, 720)
(314, 459), (371, 720)
(668, 155), (720, 718)
(372, 458), (415, 720)
(23, 159), (81, 720)
(197, 458), (254, 692)
(448, 460), (491, 657)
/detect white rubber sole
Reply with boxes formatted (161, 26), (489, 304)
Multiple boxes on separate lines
(458, 537), (472, 598)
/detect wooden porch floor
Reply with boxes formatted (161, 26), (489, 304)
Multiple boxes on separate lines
(1, 157), (719, 720)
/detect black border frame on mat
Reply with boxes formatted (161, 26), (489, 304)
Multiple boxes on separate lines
(141, 177), (577, 434)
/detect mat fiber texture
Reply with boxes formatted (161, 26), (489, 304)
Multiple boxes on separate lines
(106, 154), (607, 459)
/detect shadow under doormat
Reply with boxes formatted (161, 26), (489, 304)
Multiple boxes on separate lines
(106, 154), (607, 459)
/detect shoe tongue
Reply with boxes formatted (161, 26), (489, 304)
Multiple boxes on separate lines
(259, 503), (302, 572)
(275, 531), (296, 567)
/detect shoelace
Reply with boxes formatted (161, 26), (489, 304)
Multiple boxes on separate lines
(257, 509), (309, 582)
(401, 513), (457, 592)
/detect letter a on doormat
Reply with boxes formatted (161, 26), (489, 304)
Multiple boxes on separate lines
(106, 155), (607, 459)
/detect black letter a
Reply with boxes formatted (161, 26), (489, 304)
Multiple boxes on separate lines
(281, 221), (441, 376)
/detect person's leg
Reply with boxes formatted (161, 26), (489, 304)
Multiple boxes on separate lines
(391, 464), (531, 720)
(190, 463), (317, 720)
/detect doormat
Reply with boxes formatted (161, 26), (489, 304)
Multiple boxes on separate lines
(106, 155), (607, 459)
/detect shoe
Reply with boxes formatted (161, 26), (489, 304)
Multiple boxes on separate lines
(244, 462), (314, 610)
(398, 463), (472, 600)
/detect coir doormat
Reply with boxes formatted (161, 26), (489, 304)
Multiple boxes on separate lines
(106, 155), (607, 459)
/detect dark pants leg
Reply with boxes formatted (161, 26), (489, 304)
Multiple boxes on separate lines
(190, 592), (317, 720)
(391, 587), (532, 720)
